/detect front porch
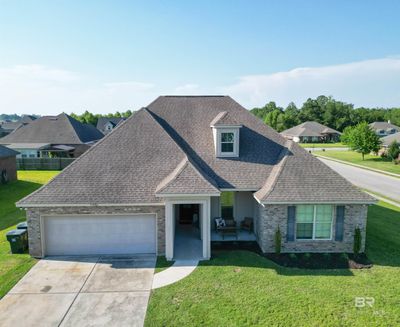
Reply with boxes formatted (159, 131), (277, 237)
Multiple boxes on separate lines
(211, 229), (256, 241)
(164, 191), (260, 261)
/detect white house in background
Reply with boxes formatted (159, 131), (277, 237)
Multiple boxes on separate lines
(369, 121), (400, 137)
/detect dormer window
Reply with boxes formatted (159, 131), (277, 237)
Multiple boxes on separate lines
(210, 111), (242, 158)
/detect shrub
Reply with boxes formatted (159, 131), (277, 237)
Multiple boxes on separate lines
(353, 228), (362, 255)
(387, 141), (400, 162)
(303, 253), (311, 261)
(289, 253), (297, 260)
(274, 228), (282, 254)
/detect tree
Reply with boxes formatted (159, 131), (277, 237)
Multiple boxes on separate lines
(341, 122), (381, 160)
(387, 141), (400, 162)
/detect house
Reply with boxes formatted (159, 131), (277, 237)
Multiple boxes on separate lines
(0, 145), (19, 182)
(0, 115), (37, 136)
(96, 117), (126, 134)
(17, 96), (375, 260)
(381, 132), (400, 147)
(369, 121), (400, 137)
(280, 121), (341, 143)
(0, 113), (104, 158)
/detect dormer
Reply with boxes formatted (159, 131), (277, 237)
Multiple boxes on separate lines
(210, 111), (242, 157)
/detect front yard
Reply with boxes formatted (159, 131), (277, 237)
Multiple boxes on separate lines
(146, 202), (400, 326)
(0, 171), (59, 298)
(314, 150), (400, 175)
(299, 142), (347, 148)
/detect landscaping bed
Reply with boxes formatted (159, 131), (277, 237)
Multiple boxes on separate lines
(266, 252), (372, 269)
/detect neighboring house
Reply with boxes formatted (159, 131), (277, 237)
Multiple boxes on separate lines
(0, 115), (37, 136)
(381, 132), (400, 147)
(0, 145), (19, 182)
(17, 96), (375, 260)
(0, 113), (104, 158)
(280, 121), (341, 143)
(369, 121), (400, 137)
(96, 117), (126, 134)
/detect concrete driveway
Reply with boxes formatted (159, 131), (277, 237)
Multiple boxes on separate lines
(0, 255), (155, 327)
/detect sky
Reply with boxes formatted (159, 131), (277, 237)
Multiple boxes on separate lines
(1, 0), (400, 115)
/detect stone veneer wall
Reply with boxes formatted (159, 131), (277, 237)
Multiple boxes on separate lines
(257, 204), (368, 253)
(26, 205), (165, 258)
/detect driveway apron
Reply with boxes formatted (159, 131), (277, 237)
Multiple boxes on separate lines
(0, 255), (155, 327)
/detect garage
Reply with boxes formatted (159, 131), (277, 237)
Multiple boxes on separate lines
(43, 214), (156, 256)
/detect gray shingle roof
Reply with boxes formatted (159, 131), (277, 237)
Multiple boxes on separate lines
(281, 121), (341, 138)
(96, 117), (126, 133)
(369, 121), (400, 131)
(0, 145), (19, 158)
(0, 113), (104, 145)
(17, 96), (374, 207)
(381, 132), (400, 146)
(210, 111), (241, 127)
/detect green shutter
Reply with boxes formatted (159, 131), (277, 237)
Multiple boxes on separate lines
(335, 206), (345, 241)
(287, 206), (296, 242)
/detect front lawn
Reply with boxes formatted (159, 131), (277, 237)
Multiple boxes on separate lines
(146, 201), (400, 326)
(299, 142), (347, 148)
(315, 150), (400, 175)
(0, 171), (59, 298)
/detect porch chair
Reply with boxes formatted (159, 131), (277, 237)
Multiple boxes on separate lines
(240, 217), (254, 233)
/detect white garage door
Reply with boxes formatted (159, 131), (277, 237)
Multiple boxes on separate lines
(44, 214), (156, 256)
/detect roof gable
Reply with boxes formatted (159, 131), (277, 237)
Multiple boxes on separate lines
(0, 113), (103, 145)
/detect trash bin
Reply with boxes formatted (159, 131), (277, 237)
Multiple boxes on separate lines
(6, 229), (28, 254)
(17, 222), (28, 230)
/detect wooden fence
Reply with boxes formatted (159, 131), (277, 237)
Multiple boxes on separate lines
(17, 158), (75, 170)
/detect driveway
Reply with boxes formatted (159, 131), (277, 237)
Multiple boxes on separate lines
(0, 255), (155, 327)
(319, 158), (400, 202)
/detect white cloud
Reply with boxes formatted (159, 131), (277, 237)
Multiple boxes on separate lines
(223, 57), (400, 108)
(1, 58), (400, 115)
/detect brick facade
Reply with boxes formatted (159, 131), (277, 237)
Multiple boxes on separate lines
(26, 205), (165, 258)
(256, 204), (368, 253)
(0, 156), (17, 182)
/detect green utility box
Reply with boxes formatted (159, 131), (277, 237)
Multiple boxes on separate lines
(6, 229), (28, 254)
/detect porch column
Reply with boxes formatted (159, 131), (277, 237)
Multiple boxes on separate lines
(165, 201), (174, 261)
(202, 198), (211, 259)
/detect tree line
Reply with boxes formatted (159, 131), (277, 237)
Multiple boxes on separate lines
(69, 110), (134, 126)
(250, 95), (400, 132)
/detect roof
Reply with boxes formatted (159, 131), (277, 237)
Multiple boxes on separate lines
(96, 117), (126, 133)
(17, 96), (374, 207)
(0, 113), (104, 145)
(4, 143), (50, 150)
(281, 121), (341, 138)
(369, 121), (400, 131)
(0, 145), (19, 158)
(210, 111), (241, 127)
(381, 132), (400, 146)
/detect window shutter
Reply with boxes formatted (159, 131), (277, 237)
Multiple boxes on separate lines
(287, 206), (296, 242)
(335, 206), (345, 241)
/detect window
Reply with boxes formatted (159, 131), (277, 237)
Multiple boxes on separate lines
(220, 192), (234, 219)
(221, 132), (234, 153)
(296, 205), (333, 240)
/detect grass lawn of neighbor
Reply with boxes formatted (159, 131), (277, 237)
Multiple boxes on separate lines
(0, 170), (59, 299)
(146, 201), (400, 326)
(314, 150), (400, 175)
(299, 142), (347, 148)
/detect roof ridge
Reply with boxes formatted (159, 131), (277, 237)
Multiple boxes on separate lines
(145, 107), (220, 191)
(254, 140), (293, 202)
(62, 113), (84, 143)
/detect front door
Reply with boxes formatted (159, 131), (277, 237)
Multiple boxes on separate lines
(179, 204), (199, 224)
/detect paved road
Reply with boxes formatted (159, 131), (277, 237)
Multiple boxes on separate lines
(319, 158), (400, 203)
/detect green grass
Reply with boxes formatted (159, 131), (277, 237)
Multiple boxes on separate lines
(155, 256), (174, 273)
(0, 171), (59, 298)
(145, 202), (400, 326)
(315, 150), (400, 175)
(299, 142), (347, 148)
